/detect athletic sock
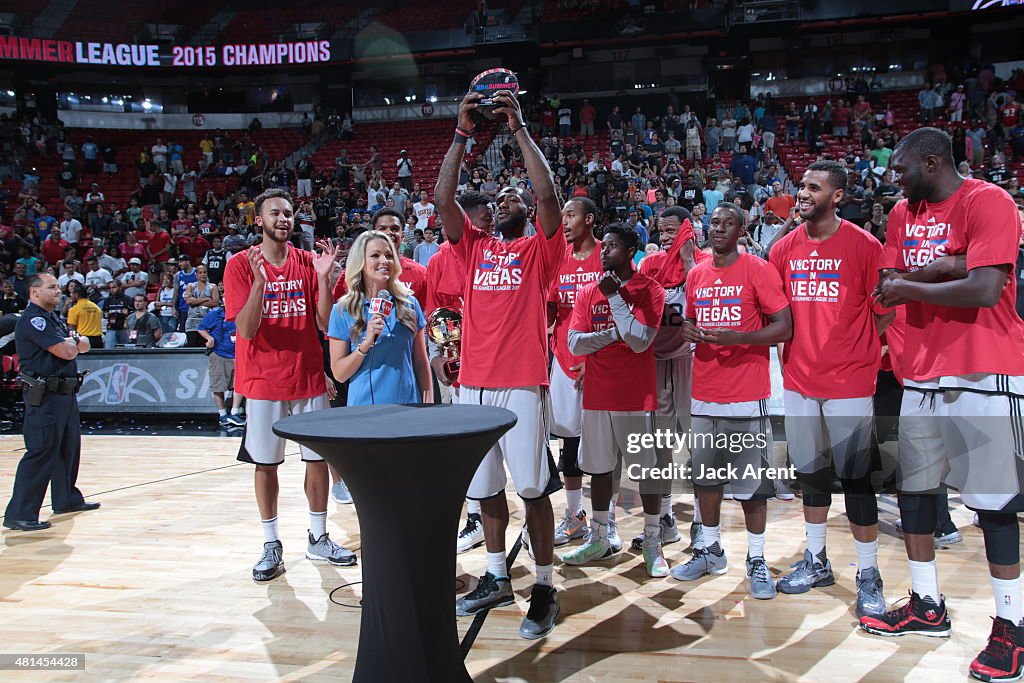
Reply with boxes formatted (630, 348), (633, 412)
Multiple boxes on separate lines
(593, 509), (609, 527)
(309, 510), (327, 539)
(231, 407), (242, 415)
(747, 531), (766, 559)
(261, 516), (280, 543)
(566, 488), (583, 516)
(692, 497), (703, 524)
(908, 559), (941, 605)
(805, 522), (827, 564)
(854, 538), (878, 571)
(218, 408), (227, 417)
(644, 512), (660, 531)
(660, 494), (673, 517)
(991, 575), (1024, 625)
(467, 498), (481, 515)
(487, 551), (508, 580)
(535, 563), (554, 587)
(608, 492), (618, 524)
(704, 524), (722, 554)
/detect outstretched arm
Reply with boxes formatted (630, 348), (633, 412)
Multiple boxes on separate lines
(434, 93), (482, 245)
(492, 92), (561, 238)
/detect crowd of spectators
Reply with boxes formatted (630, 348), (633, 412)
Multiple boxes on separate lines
(1, 63), (1023, 350)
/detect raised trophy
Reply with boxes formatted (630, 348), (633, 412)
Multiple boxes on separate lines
(426, 307), (463, 381)
(468, 68), (520, 125)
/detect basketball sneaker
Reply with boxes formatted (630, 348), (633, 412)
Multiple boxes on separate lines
(331, 480), (353, 505)
(519, 584), (559, 640)
(456, 572), (514, 616)
(670, 545), (728, 581)
(893, 519), (963, 548)
(561, 522), (614, 565)
(859, 591), (952, 638)
(641, 528), (670, 578)
(688, 521), (704, 552)
(776, 550), (835, 594)
(554, 508), (589, 546)
(252, 540), (285, 582)
(225, 412), (246, 427)
(746, 555), (777, 599)
(607, 519), (623, 553)
(456, 513), (485, 553)
(631, 513), (682, 550)
(306, 532), (357, 566)
(521, 526), (535, 561)
(970, 616), (1024, 682)
(856, 566), (886, 617)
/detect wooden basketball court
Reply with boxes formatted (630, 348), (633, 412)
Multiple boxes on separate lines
(0, 435), (1001, 681)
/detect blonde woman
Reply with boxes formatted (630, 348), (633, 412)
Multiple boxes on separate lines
(328, 230), (432, 405)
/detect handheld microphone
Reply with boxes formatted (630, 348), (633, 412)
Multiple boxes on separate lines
(369, 290), (394, 317)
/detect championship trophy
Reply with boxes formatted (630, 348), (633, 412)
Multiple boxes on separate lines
(468, 68), (520, 125)
(426, 307), (463, 381)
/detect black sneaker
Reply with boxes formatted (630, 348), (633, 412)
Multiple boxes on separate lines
(519, 584), (559, 640)
(859, 591), (952, 638)
(970, 617), (1024, 682)
(456, 572), (514, 616)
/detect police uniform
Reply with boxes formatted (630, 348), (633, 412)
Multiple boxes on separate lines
(3, 302), (89, 527)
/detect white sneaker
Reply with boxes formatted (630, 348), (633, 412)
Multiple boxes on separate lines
(457, 513), (485, 553)
(331, 480), (353, 505)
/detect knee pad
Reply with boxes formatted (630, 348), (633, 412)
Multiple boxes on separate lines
(797, 469), (832, 508)
(897, 492), (939, 535)
(560, 436), (582, 478)
(978, 511), (1021, 566)
(842, 476), (878, 526)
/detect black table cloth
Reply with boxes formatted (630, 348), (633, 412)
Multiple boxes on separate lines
(273, 403), (517, 683)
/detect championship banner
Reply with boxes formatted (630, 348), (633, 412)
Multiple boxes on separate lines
(0, 35), (333, 68)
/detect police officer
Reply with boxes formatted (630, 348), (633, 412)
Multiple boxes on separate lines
(3, 273), (99, 531)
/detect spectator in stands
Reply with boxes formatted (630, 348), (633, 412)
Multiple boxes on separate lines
(579, 99), (597, 137)
(7, 262), (28, 300)
(183, 265), (218, 347)
(98, 244), (125, 276)
(0, 277), (24, 314)
(986, 153), (1013, 189)
(83, 255), (113, 293)
(152, 271), (177, 333)
(173, 255), (198, 332)
(414, 226), (440, 266)
(101, 279), (130, 348)
(101, 140), (117, 177)
(90, 204), (112, 239)
(125, 293), (162, 348)
(81, 136), (99, 176)
(151, 138), (168, 173)
(202, 237), (228, 285)
(396, 150), (414, 192)
(198, 286), (244, 427)
(66, 282), (103, 348)
(56, 161), (77, 201)
(176, 226), (210, 268)
(296, 154), (315, 198)
(148, 221), (173, 269)
(412, 191), (435, 231)
(59, 209), (82, 248)
(41, 227), (69, 269)
(56, 259), (84, 292)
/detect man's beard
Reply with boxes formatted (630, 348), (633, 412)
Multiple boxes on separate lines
(263, 224), (291, 243)
(495, 213), (527, 236)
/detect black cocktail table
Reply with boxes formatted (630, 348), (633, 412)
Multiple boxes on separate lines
(273, 403), (517, 683)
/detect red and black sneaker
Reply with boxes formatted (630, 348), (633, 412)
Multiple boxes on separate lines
(859, 591), (952, 638)
(970, 617), (1024, 682)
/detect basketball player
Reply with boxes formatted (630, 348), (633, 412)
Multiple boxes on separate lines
(767, 161), (891, 617)
(427, 190), (486, 553)
(635, 206), (711, 551)
(547, 197), (604, 549)
(670, 203), (791, 600)
(438, 90), (565, 639)
(862, 128), (1024, 682)
(333, 208), (429, 306)
(561, 223), (668, 576)
(224, 188), (356, 582)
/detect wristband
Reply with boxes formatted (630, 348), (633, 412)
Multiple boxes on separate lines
(453, 133), (468, 145)
(455, 126), (475, 137)
(354, 345), (368, 356)
(510, 123), (527, 135)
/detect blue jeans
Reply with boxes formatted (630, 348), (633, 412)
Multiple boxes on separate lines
(104, 330), (124, 349)
(159, 316), (177, 334)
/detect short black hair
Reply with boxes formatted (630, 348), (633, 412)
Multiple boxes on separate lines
(712, 201), (746, 227)
(254, 188), (293, 215)
(457, 190), (490, 214)
(894, 127), (955, 165)
(806, 160), (848, 192)
(603, 222), (640, 253)
(564, 196), (600, 223)
(659, 206), (693, 224)
(372, 208), (405, 229)
(27, 274), (46, 290)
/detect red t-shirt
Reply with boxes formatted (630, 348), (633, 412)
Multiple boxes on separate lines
(148, 230), (172, 262)
(332, 256), (428, 306)
(177, 236), (210, 265)
(224, 244), (327, 401)
(134, 229), (152, 254)
(765, 194), (796, 219)
(769, 220), (883, 398)
(41, 238), (69, 265)
(425, 242), (466, 316)
(686, 253), (789, 404)
(880, 179), (1024, 380)
(1001, 103), (1020, 128)
(832, 107), (850, 127)
(569, 272), (664, 411)
(548, 244), (603, 379)
(452, 214), (566, 388)
(880, 305), (907, 385)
